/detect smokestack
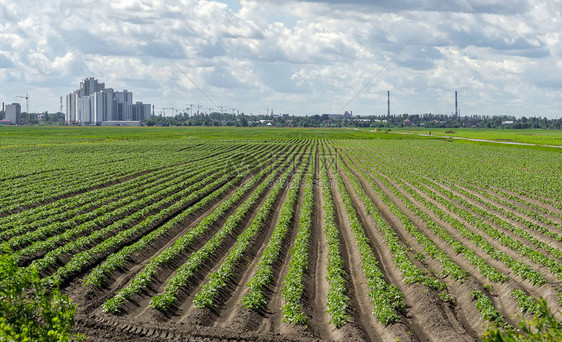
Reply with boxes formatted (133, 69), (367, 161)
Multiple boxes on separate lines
(455, 91), (458, 117)
(387, 90), (390, 116)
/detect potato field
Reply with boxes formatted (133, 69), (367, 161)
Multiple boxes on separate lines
(1, 127), (561, 341)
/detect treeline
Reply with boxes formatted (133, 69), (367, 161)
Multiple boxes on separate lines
(0, 110), (65, 125)
(2, 110), (561, 129)
(145, 112), (562, 129)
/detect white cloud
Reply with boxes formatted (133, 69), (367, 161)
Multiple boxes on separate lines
(0, 0), (560, 117)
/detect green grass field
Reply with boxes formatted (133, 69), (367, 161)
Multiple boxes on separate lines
(1, 126), (561, 150)
(0, 126), (422, 146)
(1, 125), (560, 341)
(389, 127), (562, 146)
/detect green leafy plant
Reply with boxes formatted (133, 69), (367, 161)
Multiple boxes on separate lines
(483, 298), (561, 341)
(0, 245), (80, 341)
(439, 292), (454, 303)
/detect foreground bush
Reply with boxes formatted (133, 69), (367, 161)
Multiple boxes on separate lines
(0, 245), (79, 341)
(483, 298), (561, 341)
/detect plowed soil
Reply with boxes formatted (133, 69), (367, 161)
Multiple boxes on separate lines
(5, 138), (562, 341)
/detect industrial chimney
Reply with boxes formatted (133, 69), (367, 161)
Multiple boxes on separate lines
(387, 91), (390, 117)
(455, 91), (458, 117)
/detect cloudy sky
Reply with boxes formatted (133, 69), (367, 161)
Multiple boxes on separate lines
(0, 0), (561, 117)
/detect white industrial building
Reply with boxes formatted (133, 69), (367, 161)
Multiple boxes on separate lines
(5, 103), (21, 125)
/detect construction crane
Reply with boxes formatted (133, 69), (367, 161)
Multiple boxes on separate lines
(162, 107), (175, 117)
(218, 105), (232, 115)
(16, 93), (29, 114)
(186, 104), (194, 116)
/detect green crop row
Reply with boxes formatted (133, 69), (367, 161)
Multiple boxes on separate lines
(361, 149), (541, 285)
(0, 141), (247, 216)
(456, 182), (562, 229)
(418, 178), (562, 279)
(13, 151), (251, 263)
(511, 289), (542, 316)
(337, 152), (446, 292)
(241, 150), (310, 310)
(45, 170), (238, 286)
(86, 144), (287, 288)
(131, 146), (301, 312)
(0, 143), (249, 237)
(146, 148), (301, 312)
(406, 177), (547, 286)
(319, 150), (350, 329)
(280, 147), (316, 325)
(31, 156), (244, 279)
(352, 148), (508, 283)
(100, 146), (297, 313)
(0, 162), (180, 235)
(471, 290), (511, 330)
(446, 182), (562, 242)
(341, 149), (469, 282)
(190, 149), (305, 309)
(7, 153), (240, 251)
(329, 149), (404, 325)
(1, 166), (185, 239)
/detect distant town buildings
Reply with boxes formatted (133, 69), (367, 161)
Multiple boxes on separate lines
(4, 103), (21, 125)
(323, 111), (353, 120)
(65, 77), (151, 125)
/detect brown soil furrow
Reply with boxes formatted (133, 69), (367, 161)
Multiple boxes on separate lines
(349, 161), (498, 335)
(214, 175), (294, 332)
(456, 183), (562, 226)
(91, 179), (273, 319)
(356, 163), (532, 330)
(85, 146), (296, 319)
(468, 183), (562, 223)
(264, 164), (313, 337)
(327, 160), (414, 342)
(74, 314), (321, 342)
(338, 155), (475, 342)
(429, 180), (562, 258)
(308, 156), (340, 341)
(385, 175), (562, 317)
(179, 153), (307, 328)
(490, 186), (562, 215)
(399, 177), (557, 286)
(76, 179), (243, 316)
